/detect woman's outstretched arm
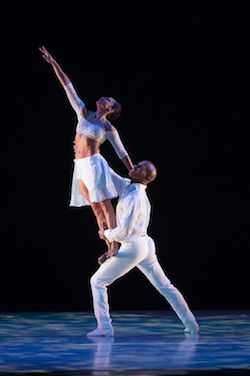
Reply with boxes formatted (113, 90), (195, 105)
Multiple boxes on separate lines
(39, 46), (70, 86)
(39, 46), (85, 117)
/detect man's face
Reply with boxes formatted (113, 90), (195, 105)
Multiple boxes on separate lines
(128, 162), (148, 183)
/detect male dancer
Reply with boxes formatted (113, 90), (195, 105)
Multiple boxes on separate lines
(88, 161), (199, 336)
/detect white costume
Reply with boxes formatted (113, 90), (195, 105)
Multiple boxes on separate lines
(63, 82), (128, 206)
(70, 154), (119, 206)
(89, 171), (199, 336)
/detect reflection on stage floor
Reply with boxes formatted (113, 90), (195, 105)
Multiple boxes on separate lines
(0, 310), (249, 375)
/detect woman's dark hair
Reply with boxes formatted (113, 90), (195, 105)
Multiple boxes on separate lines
(106, 100), (122, 123)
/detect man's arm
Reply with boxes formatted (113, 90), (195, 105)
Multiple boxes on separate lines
(108, 167), (131, 196)
(98, 191), (139, 262)
(103, 193), (140, 243)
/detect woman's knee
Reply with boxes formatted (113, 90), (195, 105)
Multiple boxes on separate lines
(91, 202), (104, 217)
(91, 201), (99, 212)
(99, 199), (114, 215)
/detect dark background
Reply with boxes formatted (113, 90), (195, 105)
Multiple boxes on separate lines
(1, 1), (249, 312)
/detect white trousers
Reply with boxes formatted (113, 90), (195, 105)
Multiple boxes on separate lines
(90, 236), (198, 330)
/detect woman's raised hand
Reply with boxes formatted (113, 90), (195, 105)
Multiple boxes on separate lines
(39, 46), (55, 64)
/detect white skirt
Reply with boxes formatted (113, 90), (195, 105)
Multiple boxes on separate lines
(70, 153), (119, 207)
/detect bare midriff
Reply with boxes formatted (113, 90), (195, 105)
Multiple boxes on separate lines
(74, 132), (101, 159)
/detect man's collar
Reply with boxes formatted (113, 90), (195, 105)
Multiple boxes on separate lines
(129, 179), (147, 190)
(139, 183), (147, 190)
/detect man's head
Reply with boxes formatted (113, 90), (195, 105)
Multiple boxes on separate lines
(129, 161), (157, 185)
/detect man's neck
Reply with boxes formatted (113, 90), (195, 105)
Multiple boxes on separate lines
(130, 178), (147, 186)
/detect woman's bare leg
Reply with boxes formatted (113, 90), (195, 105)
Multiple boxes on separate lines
(99, 199), (119, 252)
(77, 179), (111, 250)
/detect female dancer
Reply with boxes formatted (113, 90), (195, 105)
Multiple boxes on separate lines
(39, 46), (133, 254)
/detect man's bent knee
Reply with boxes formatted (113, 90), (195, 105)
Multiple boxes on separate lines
(90, 273), (110, 288)
(90, 274), (98, 287)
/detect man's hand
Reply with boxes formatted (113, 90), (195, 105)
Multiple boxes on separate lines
(106, 249), (118, 259)
(98, 252), (108, 265)
(98, 229), (106, 240)
(98, 219), (108, 240)
(98, 249), (118, 265)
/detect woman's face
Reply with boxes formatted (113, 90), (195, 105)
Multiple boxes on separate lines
(96, 97), (116, 113)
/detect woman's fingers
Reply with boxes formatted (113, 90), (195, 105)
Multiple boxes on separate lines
(39, 46), (50, 57)
(42, 46), (49, 55)
(39, 46), (46, 54)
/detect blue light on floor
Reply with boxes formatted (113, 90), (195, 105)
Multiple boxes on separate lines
(0, 310), (249, 373)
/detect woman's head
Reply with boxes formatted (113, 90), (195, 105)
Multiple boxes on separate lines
(96, 97), (121, 122)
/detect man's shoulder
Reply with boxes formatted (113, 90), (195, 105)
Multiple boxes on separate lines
(109, 168), (130, 193)
(125, 183), (146, 200)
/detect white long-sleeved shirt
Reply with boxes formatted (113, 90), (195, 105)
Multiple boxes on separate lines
(104, 172), (151, 243)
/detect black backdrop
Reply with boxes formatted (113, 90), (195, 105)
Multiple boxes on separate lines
(1, 1), (249, 311)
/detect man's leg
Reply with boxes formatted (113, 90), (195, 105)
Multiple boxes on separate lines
(137, 237), (199, 334)
(88, 238), (149, 337)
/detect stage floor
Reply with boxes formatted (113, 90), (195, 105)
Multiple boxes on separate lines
(0, 310), (249, 375)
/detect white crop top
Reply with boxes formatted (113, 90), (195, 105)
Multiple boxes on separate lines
(64, 82), (128, 160)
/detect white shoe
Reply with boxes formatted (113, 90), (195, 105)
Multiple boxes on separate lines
(87, 327), (114, 337)
(184, 322), (199, 334)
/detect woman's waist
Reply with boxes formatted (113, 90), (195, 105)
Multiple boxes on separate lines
(74, 150), (100, 159)
(75, 132), (101, 146)
(74, 137), (100, 159)
(74, 152), (101, 161)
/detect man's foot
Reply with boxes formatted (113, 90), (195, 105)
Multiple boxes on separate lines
(184, 322), (199, 334)
(87, 327), (114, 337)
(88, 336), (114, 344)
